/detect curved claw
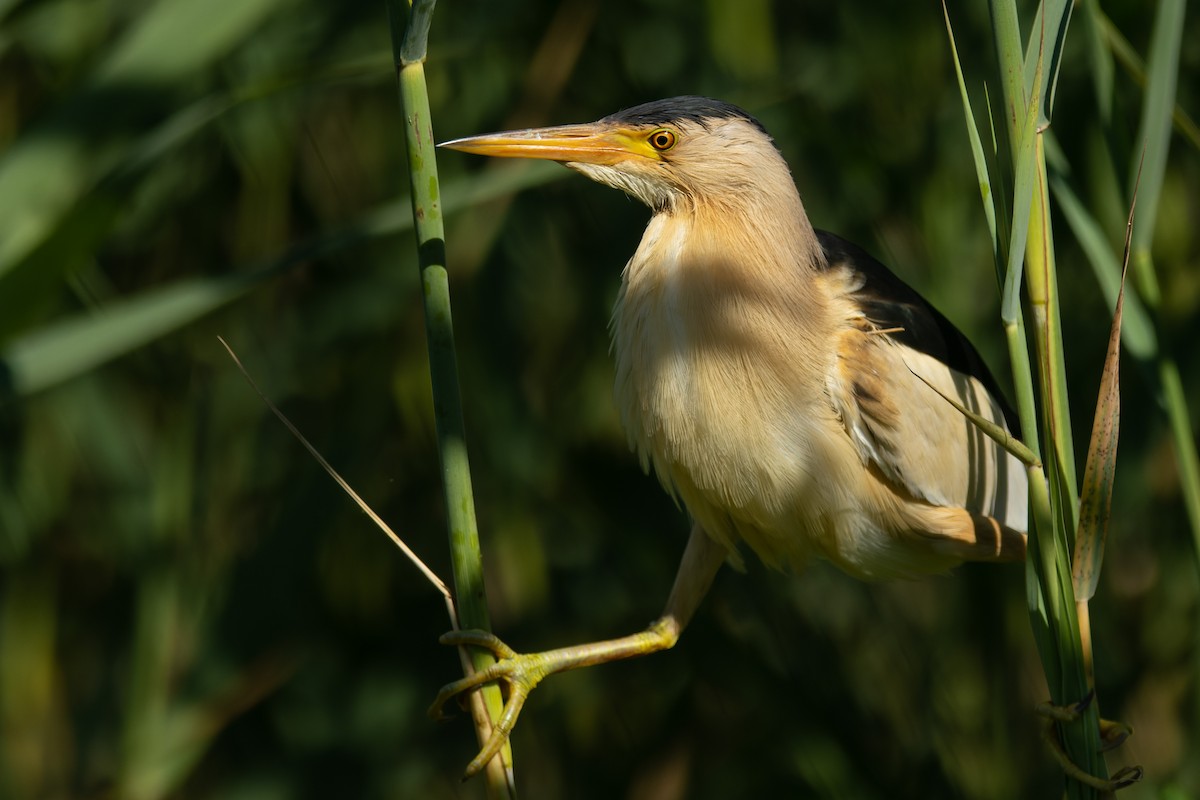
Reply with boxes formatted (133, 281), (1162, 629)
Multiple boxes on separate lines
(428, 629), (548, 779)
(1036, 688), (1095, 723)
(1098, 717), (1134, 752)
(1037, 696), (1142, 792)
(1109, 765), (1144, 790)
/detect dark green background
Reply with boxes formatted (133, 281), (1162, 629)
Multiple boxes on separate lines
(1, 0), (1197, 797)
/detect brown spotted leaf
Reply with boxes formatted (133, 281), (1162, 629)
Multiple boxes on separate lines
(1072, 162), (1140, 602)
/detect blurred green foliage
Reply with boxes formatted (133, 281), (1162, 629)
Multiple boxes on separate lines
(0, 1), (1197, 798)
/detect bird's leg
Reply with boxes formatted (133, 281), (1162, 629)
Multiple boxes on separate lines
(1036, 692), (1143, 791)
(430, 524), (728, 779)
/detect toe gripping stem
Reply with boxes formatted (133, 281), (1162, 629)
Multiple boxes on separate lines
(1037, 691), (1143, 792)
(429, 620), (680, 780)
(429, 630), (543, 779)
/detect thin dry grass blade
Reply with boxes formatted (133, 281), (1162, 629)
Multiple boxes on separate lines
(217, 337), (452, 602)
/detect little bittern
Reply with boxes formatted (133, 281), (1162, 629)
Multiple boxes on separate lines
(433, 96), (1028, 777)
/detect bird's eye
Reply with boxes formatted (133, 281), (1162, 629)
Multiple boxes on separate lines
(648, 129), (677, 151)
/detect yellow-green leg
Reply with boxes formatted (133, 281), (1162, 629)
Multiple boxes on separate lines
(430, 525), (728, 779)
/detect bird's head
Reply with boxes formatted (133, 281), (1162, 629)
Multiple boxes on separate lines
(440, 96), (795, 215)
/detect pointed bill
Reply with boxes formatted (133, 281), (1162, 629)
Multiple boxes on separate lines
(440, 124), (643, 165)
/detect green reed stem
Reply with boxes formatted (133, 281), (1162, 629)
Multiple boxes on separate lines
(386, 1), (516, 796)
(986, 1), (1106, 794)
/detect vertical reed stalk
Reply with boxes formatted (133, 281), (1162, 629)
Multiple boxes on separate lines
(947, 1), (1121, 793)
(385, 1), (516, 795)
(1002, 46), (1108, 800)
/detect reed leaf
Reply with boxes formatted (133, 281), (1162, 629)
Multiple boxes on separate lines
(1125, 0), (1200, 556)
(1072, 183), (1136, 603)
(941, 3), (1000, 276)
(1022, 0), (1073, 126)
(0, 0), (289, 283)
(0, 164), (562, 399)
(1079, 0), (1114, 123)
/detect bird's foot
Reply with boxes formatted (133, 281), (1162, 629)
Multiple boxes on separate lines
(429, 630), (553, 779)
(430, 620), (680, 779)
(1036, 692), (1143, 791)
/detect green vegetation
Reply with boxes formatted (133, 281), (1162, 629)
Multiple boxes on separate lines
(0, 1), (1196, 798)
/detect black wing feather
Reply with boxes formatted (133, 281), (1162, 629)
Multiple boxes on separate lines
(816, 230), (1019, 433)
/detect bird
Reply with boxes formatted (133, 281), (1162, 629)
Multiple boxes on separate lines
(431, 96), (1029, 778)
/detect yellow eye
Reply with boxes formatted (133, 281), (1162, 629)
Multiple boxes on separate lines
(648, 129), (677, 151)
